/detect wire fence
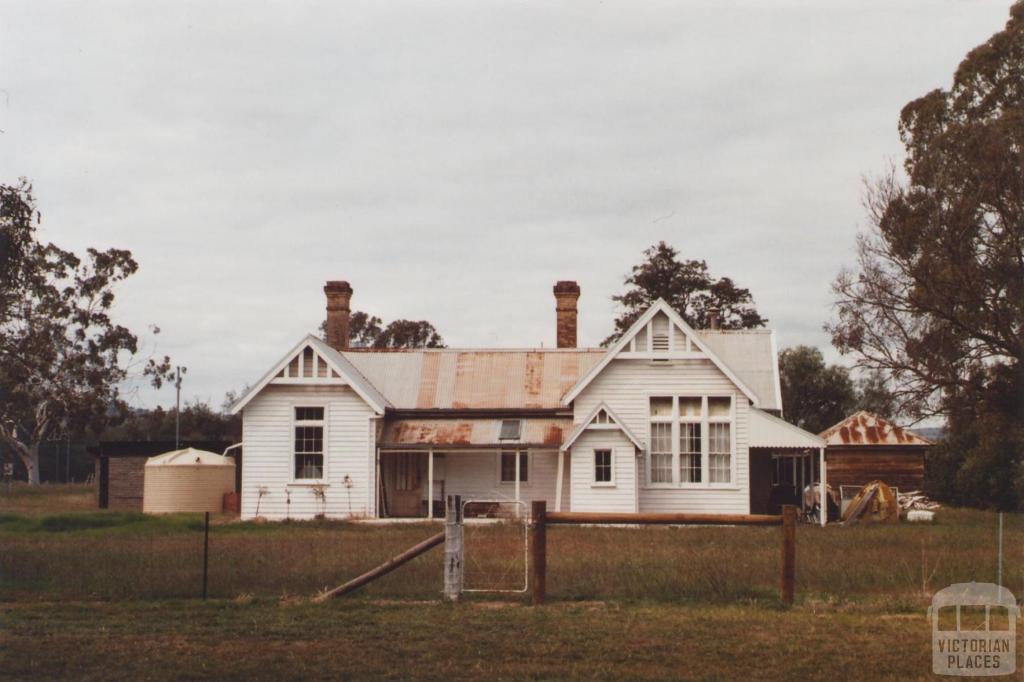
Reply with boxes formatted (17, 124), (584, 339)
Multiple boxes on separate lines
(461, 500), (528, 593)
(0, 518), (446, 601)
(2, 508), (1022, 605)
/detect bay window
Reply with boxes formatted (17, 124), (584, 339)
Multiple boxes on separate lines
(647, 395), (733, 486)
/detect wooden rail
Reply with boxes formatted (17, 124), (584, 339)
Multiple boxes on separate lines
(545, 511), (784, 526)
(531, 501), (797, 606)
(315, 531), (445, 602)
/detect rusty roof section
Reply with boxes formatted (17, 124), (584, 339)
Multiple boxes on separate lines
(343, 349), (605, 410)
(819, 411), (933, 447)
(380, 417), (571, 449)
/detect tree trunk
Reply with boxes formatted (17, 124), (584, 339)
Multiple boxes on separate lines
(11, 441), (40, 485)
(1, 422), (44, 485)
(22, 442), (40, 485)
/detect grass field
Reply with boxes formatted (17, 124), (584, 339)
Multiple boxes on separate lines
(1, 483), (1022, 680)
(0, 599), (959, 681)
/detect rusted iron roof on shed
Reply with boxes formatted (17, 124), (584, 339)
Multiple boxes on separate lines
(343, 349), (604, 410)
(819, 411), (933, 447)
(380, 417), (571, 449)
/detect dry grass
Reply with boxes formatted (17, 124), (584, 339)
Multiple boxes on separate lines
(3, 484), (1020, 680)
(0, 482), (96, 516)
(546, 510), (1023, 608)
(1, 483), (1020, 609)
(4, 598), (1006, 681)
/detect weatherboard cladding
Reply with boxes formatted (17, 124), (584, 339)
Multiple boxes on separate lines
(569, 429), (638, 513)
(572, 358), (752, 515)
(239, 385), (376, 520)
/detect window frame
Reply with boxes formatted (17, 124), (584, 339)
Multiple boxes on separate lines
(498, 419), (523, 441)
(290, 402), (328, 484)
(706, 396), (735, 486)
(648, 400), (674, 486)
(644, 393), (736, 489)
(679, 421), (702, 484)
(592, 448), (615, 487)
(497, 450), (530, 485)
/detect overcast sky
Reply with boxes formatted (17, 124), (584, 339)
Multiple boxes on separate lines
(0, 0), (1013, 409)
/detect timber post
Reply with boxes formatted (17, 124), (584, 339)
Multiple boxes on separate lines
(781, 504), (796, 606)
(531, 500), (547, 606)
(202, 511), (210, 601)
(443, 495), (463, 602)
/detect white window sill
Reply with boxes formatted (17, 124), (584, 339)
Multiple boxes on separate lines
(591, 482), (616, 488)
(288, 481), (330, 487)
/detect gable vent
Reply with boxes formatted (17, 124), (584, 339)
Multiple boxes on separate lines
(652, 334), (669, 352)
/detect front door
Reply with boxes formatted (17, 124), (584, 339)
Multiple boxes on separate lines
(387, 452), (425, 517)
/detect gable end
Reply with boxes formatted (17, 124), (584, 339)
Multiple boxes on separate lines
(561, 300), (760, 407)
(229, 335), (391, 415)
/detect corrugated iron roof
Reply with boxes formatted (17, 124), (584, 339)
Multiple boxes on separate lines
(345, 331), (781, 412)
(819, 411), (933, 446)
(696, 330), (781, 411)
(344, 349), (604, 410)
(749, 409), (825, 449)
(380, 417), (571, 448)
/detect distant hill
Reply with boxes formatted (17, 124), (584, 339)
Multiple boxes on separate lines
(910, 426), (945, 443)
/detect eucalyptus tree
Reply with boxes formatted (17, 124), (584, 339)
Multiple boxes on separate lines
(0, 180), (172, 483)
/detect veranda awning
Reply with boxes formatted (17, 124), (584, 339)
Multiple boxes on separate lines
(749, 409), (825, 449)
(379, 417), (570, 449)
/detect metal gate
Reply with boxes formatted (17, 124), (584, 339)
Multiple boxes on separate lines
(459, 499), (529, 593)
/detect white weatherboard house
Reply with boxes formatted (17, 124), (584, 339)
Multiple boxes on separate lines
(230, 281), (828, 523)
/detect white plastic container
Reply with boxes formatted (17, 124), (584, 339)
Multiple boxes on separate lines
(143, 448), (236, 514)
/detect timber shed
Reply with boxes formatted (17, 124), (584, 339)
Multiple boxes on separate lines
(91, 440), (237, 510)
(819, 412), (932, 492)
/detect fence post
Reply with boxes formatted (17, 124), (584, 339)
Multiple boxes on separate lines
(531, 500), (546, 605)
(781, 504), (796, 606)
(444, 495), (463, 602)
(202, 511), (210, 601)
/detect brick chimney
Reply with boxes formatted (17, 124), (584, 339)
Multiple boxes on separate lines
(324, 281), (353, 350)
(708, 307), (721, 330)
(553, 280), (581, 348)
